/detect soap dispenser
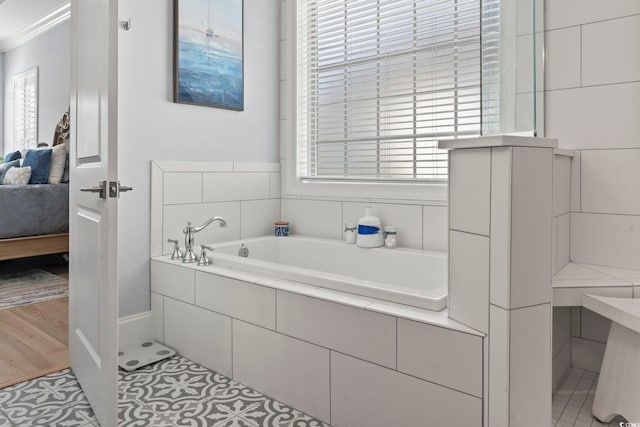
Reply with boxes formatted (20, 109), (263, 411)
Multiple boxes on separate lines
(356, 207), (384, 248)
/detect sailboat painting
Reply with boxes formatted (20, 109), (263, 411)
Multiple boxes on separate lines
(174, 0), (244, 110)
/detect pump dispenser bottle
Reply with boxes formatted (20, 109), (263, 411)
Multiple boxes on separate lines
(356, 207), (384, 248)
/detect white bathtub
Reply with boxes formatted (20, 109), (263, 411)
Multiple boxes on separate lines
(208, 236), (447, 311)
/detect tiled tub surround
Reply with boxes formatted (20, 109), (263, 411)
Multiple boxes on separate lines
(209, 236), (447, 311)
(150, 161), (282, 259)
(150, 257), (485, 426)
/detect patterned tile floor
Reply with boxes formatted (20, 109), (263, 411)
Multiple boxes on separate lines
(0, 355), (330, 427)
(552, 367), (626, 427)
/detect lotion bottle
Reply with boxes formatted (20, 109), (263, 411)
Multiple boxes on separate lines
(356, 207), (384, 248)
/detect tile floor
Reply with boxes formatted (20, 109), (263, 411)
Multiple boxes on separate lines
(553, 367), (626, 427)
(0, 355), (331, 427)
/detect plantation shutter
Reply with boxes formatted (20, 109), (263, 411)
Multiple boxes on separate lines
(14, 68), (38, 151)
(297, 0), (482, 181)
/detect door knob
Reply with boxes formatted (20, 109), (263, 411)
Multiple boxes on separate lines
(108, 181), (133, 198)
(80, 181), (107, 199)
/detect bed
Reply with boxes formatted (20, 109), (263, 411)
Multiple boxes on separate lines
(0, 184), (69, 261)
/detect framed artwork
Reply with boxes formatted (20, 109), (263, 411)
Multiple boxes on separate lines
(174, 0), (244, 110)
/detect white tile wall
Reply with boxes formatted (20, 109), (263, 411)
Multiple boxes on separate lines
(582, 15), (640, 86)
(422, 205), (448, 252)
(163, 173), (202, 205)
(195, 272), (276, 330)
(202, 172), (270, 202)
(570, 152), (581, 212)
(489, 305), (509, 427)
(554, 155), (572, 216)
(150, 261), (195, 304)
(571, 306), (581, 336)
(330, 352), (482, 427)
(163, 297), (232, 376)
(581, 149), (640, 215)
(269, 172), (281, 198)
(546, 82), (640, 149)
(151, 162), (282, 257)
(571, 212), (640, 270)
(151, 292), (163, 343)
(510, 147), (553, 308)
(552, 339), (571, 392)
(545, 0), (640, 30)
(449, 148), (491, 236)
(342, 202), (422, 250)
(280, 199), (342, 240)
(233, 320), (331, 422)
(571, 336), (606, 373)
(509, 304), (552, 427)
(490, 147), (512, 309)
(553, 307), (571, 358)
(240, 199), (281, 239)
(449, 230), (490, 333)
(276, 291), (396, 368)
(580, 308), (611, 343)
(545, 27), (581, 90)
(162, 202), (241, 254)
(397, 319), (483, 397)
(557, 213), (570, 271)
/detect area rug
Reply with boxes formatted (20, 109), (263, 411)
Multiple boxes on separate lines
(0, 269), (68, 310)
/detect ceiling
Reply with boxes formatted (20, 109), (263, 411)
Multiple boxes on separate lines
(0, 0), (69, 45)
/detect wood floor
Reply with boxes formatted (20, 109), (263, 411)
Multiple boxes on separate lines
(0, 297), (69, 389)
(0, 255), (69, 389)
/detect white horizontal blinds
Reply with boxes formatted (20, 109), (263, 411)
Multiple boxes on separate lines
(298, 0), (482, 181)
(14, 68), (38, 151)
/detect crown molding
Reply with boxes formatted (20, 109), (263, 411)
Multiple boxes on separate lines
(0, 2), (70, 53)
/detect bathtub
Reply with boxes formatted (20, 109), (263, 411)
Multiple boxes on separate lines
(207, 236), (447, 311)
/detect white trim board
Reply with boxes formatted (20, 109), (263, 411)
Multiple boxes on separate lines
(119, 311), (152, 350)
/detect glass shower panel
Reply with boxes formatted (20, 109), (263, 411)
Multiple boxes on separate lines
(482, 0), (544, 136)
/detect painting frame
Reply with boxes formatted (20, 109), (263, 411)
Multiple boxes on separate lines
(173, 0), (244, 111)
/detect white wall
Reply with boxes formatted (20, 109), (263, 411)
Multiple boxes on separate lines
(117, 0), (280, 317)
(2, 21), (70, 153)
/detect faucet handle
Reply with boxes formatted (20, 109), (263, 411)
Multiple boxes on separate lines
(168, 239), (183, 260)
(197, 245), (214, 266)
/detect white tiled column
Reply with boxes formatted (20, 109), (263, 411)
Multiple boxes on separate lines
(442, 136), (556, 427)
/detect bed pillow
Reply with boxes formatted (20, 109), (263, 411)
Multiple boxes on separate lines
(0, 160), (20, 184)
(3, 166), (32, 185)
(22, 149), (52, 184)
(48, 142), (68, 184)
(3, 151), (21, 163)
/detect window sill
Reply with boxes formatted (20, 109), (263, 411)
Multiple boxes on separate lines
(283, 177), (448, 205)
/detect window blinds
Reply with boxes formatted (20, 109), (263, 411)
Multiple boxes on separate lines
(297, 0), (482, 181)
(14, 68), (38, 151)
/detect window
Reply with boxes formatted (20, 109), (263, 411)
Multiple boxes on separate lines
(297, 0), (482, 182)
(13, 67), (38, 151)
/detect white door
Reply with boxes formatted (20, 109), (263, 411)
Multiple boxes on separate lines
(68, 0), (119, 425)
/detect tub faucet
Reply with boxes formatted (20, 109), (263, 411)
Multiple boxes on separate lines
(183, 216), (227, 263)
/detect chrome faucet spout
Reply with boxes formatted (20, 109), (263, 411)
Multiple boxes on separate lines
(182, 216), (228, 263)
(194, 216), (227, 232)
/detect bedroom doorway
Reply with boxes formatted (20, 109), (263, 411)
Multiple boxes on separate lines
(0, 0), (73, 393)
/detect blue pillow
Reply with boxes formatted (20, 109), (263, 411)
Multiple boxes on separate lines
(3, 151), (21, 163)
(22, 149), (52, 184)
(0, 160), (20, 184)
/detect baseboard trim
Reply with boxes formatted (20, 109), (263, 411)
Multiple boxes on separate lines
(118, 311), (152, 350)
